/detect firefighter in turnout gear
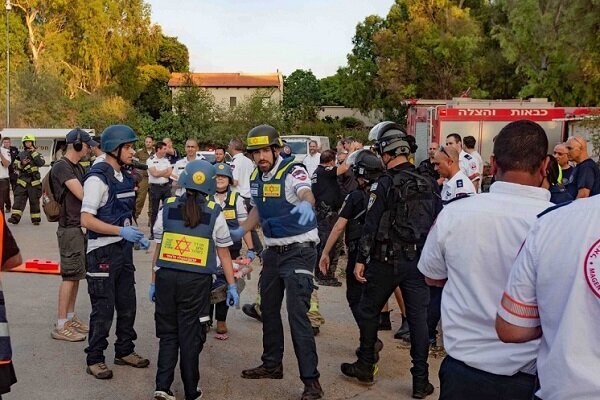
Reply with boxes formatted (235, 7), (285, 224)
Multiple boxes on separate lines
(8, 135), (45, 225)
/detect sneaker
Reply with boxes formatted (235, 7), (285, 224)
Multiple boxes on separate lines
(412, 379), (434, 399)
(32, 221), (40, 226)
(340, 360), (375, 385)
(51, 325), (86, 342)
(68, 315), (89, 334)
(153, 390), (176, 400)
(7, 216), (18, 225)
(242, 303), (262, 322)
(114, 352), (150, 368)
(86, 362), (113, 379)
(301, 379), (324, 400)
(241, 364), (283, 379)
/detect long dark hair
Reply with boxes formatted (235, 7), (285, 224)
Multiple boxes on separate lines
(182, 189), (205, 228)
(546, 155), (561, 186)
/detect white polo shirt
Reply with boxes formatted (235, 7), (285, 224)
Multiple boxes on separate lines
(0, 147), (10, 179)
(303, 152), (321, 178)
(499, 197), (600, 400)
(418, 181), (552, 375)
(459, 150), (480, 182)
(230, 152), (255, 199)
(147, 155), (171, 184)
(441, 170), (476, 201)
(250, 156), (319, 246)
(171, 155), (205, 196)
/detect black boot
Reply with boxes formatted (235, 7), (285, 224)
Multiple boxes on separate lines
(241, 364), (283, 379)
(301, 379), (324, 400)
(355, 338), (384, 362)
(412, 377), (434, 399)
(378, 311), (392, 331)
(340, 360), (375, 385)
(394, 315), (410, 339)
(242, 303), (262, 322)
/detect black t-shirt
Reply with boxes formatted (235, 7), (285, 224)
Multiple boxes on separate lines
(561, 166), (573, 186)
(419, 158), (440, 181)
(338, 189), (367, 220)
(567, 158), (600, 198)
(51, 158), (85, 228)
(312, 165), (343, 210)
(338, 168), (358, 196)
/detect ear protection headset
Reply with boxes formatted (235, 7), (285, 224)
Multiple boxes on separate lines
(73, 128), (83, 151)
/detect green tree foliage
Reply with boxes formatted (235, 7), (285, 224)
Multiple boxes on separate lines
(158, 35), (190, 72)
(494, 0), (600, 105)
(134, 65), (172, 119)
(283, 69), (321, 124)
(319, 75), (344, 106)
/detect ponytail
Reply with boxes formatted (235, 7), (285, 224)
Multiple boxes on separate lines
(182, 189), (205, 228)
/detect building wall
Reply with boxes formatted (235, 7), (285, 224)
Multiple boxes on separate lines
(318, 106), (383, 128)
(171, 87), (282, 108)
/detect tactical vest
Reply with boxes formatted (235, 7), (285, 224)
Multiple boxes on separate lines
(0, 211), (13, 367)
(156, 195), (219, 275)
(85, 162), (135, 240)
(212, 190), (242, 251)
(345, 189), (368, 246)
(250, 158), (317, 239)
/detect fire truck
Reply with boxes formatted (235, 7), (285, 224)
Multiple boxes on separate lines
(405, 98), (599, 164)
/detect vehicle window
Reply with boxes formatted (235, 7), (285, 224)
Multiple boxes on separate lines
(287, 141), (307, 154)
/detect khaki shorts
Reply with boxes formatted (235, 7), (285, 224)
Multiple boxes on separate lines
(57, 226), (86, 281)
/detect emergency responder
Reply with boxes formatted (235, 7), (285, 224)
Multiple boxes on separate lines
(496, 196), (600, 400)
(150, 160), (239, 400)
(8, 135), (45, 225)
(209, 162), (255, 340)
(81, 125), (150, 380)
(341, 122), (437, 399)
(234, 125), (324, 400)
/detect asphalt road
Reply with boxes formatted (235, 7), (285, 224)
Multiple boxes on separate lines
(3, 206), (441, 400)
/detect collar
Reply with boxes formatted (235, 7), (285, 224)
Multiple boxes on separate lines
(387, 161), (414, 173)
(261, 156), (285, 180)
(446, 170), (467, 186)
(489, 181), (550, 201)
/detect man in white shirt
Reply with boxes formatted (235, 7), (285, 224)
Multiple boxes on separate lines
(446, 133), (480, 189)
(228, 137), (263, 255)
(419, 120), (553, 399)
(171, 139), (204, 196)
(463, 136), (483, 192)
(496, 197), (600, 400)
(433, 146), (476, 202)
(303, 140), (321, 178)
(0, 137), (11, 213)
(147, 141), (173, 239)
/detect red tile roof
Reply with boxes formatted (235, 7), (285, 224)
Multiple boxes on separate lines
(169, 72), (281, 88)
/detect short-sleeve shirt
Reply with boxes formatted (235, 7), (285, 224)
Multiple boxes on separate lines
(459, 150), (480, 181)
(498, 197), (600, 399)
(338, 189), (367, 221)
(172, 155), (205, 196)
(51, 158), (85, 228)
(441, 170), (476, 202)
(231, 153), (255, 198)
(147, 155), (172, 184)
(0, 147), (10, 179)
(312, 165), (343, 210)
(417, 181), (552, 375)
(303, 152), (321, 177)
(566, 158), (600, 198)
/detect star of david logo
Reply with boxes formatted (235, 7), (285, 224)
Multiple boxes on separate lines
(174, 236), (192, 255)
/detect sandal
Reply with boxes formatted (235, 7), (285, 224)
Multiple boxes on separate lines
(214, 332), (229, 340)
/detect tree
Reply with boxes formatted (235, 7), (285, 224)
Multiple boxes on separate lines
(319, 74), (344, 106)
(134, 64), (172, 119)
(158, 35), (189, 72)
(283, 69), (321, 124)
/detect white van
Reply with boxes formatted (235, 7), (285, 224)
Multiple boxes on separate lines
(281, 135), (331, 163)
(0, 128), (96, 176)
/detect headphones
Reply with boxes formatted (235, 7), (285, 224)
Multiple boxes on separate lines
(73, 128), (83, 151)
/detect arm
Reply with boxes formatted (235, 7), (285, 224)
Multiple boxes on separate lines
(576, 188), (591, 199)
(31, 150), (45, 167)
(319, 216), (347, 274)
(243, 231), (254, 250)
(1, 222), (22, 271)
(3, 253), (22, 271)
(81, 212), (121, 236)
(425, 277), (447, 287)
(240, 207), (259, 233)
(496, 315), (542, 343)
(217, 247), (235, 285)
(0, 150), (9, 168)
(297, 186), (315, 206)
(64, 179), (84, 201)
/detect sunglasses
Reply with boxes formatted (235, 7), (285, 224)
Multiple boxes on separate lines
(439, 146), (450, 158)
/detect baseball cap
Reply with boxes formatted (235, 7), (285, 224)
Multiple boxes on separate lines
(66, 128), (98, 147)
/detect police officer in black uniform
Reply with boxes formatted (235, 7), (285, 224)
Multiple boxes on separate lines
(341, 122), (437, 399)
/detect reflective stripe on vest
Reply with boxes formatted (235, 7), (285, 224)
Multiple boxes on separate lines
(0, 211), (13, 364)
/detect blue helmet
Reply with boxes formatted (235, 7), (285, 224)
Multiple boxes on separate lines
(100, 124), (138, 152)
(178, 160), (216, 195)
(214, 162), (233, 183)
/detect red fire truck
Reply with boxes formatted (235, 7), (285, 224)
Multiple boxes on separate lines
(405, 98), (598, 164)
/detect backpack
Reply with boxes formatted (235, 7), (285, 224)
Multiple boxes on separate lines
(375, 168), (442, 260)
(41, 162), (66, 222)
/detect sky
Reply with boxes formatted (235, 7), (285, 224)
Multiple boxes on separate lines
(145, 0), (394, 78)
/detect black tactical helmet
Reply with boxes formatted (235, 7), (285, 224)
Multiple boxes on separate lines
(246, 124), (283, 151)
(368, 121), (416, 156)
(352, 150), (384, 183)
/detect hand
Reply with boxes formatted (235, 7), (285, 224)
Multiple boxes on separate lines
(138, 237), (150, 250)
(227, 284), (239, 307)
(119, 226), (144, 243)
(148, 283), (156, 303)
(229, 226), (246, 242)
(246, 250), (256, 261)
(319, 255), (330, 276)
(354, 263), (367, 283)
(290, 201), (315, 226)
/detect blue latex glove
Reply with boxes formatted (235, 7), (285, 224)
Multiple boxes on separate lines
(290, 201), (316, 226)
(119, 226), (144, 243)
(226, 283), (239, 307)
(246, 250), (256, 261)
(138, 237), (150, 250)
(229, 226), (246, 242)
(148, 283), (156, 303)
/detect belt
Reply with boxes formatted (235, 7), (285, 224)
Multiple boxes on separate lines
(150, 182), (170, 187)
(268, 241), (315, 254)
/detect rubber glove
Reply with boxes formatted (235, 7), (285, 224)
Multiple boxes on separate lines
(138, 237), (150, 250)
(290, 201), (316, 226)
(227, 283), (239, 307)
(246, 250), (256, 261)
(148, 283), (156, 303)
(229, 226), (246, 242)
(119, 226), (144, 243)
